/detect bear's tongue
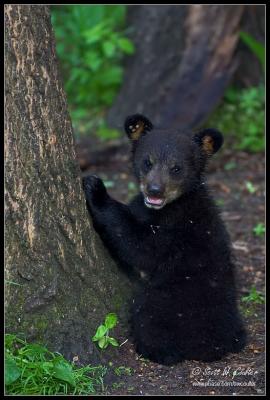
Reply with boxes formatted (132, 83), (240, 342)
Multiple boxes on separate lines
(146, 196), (164, 205)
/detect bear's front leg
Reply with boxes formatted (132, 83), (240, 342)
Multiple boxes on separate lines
(82, 175), (158, 275)
(82, 175), (109, 211)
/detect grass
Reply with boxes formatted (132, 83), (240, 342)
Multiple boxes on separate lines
(241, 286), (265, 305)
(5, 334), (107, 395)
(240, 286), (265, 317)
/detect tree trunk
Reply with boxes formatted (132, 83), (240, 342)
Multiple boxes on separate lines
(232, 5), (265, 87)
(106, 5), (245, 131)
(5, 5), (131, 365)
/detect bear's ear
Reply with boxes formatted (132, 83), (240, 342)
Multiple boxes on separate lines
(193, 128), (223, 155)
(124, 114), (153, 141)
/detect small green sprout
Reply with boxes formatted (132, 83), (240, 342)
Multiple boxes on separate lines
(253, 223), (265, 236)
(245, 181), (257, 194)
(241, 286), (265, 305)
(92, 313), (119, 349)
(114, 366), (133, 376)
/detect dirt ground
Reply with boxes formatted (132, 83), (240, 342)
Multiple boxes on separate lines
(78, 138), (265, 396)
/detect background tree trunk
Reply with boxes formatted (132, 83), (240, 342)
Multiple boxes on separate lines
(5, 5), (131, 365)
(107, 5), (264, 131)
(231, 5), (265, 87)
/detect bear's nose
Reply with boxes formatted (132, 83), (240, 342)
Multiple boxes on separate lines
(147, 183), (164, 197)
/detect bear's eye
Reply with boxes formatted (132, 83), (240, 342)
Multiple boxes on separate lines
(143, 158), (153, 170)
(171, 165), (181, 174)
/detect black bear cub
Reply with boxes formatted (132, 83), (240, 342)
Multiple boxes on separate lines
(83, 114), (246, 365)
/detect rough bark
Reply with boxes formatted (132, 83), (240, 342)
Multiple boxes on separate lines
(5, 5), (131, 365)
(106, 5), (245, 131)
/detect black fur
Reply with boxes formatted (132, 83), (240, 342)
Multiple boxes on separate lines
(82, 115), (246, 365)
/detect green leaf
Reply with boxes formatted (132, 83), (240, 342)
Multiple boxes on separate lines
(41, 361), (54, 373)
(5, 334), (17, 349)
(224, 87), (239, 103)
(245, 181), (257, 194)
(117, 37), (135, 54)
(92, 324), (107, 341)
(71, 108), (88, 120)
(5, 356), (21, 385)
(239, 31), (265, 71)
(102, 41), (116, 57)
(53, 360), (75, 387)
(242, 286), (265, 304)
(98, 336), (107, 349)
(5, 280), (22, 286)
(96, 126), (121, 140)
(85, 52), (102, 71)
(99, 91), (117, 106)
(107, 337), (119, 347)
(100, 66), (123, 85)
(253, 223), (265, 236)
(105, 313), (118, 329)
(83, 22), (107, 45)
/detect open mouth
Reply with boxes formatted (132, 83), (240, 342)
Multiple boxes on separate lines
(144, 196), (166, 209)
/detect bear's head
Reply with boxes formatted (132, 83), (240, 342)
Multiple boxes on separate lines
(124, 114), (223, 210)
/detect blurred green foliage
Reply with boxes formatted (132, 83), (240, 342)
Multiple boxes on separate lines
(253, 223), (265, 237)
(206, 85), (265, 152)
(239, 31), (265, 72)
(206, 32), (264, 153)
(51, 5), (135, 139)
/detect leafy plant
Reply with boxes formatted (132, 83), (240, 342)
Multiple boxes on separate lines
(241, 286), (265, 305)
(96, 124), (122, 141)
(112, 381), (125, 390)
(240, 286), (265, 318)
(114, 366), (133, 376)
(253, 223), (265, 236)
(5, 334), (106, 395)
(51, 5), (134, 139)
(239, 31), (265, 72)
(206, 85), (265, 152)
(245, 181), (257, 194)
(92, 313), (119, 349)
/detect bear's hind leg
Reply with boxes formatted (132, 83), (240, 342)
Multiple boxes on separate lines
(130, 311), (184, 366)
